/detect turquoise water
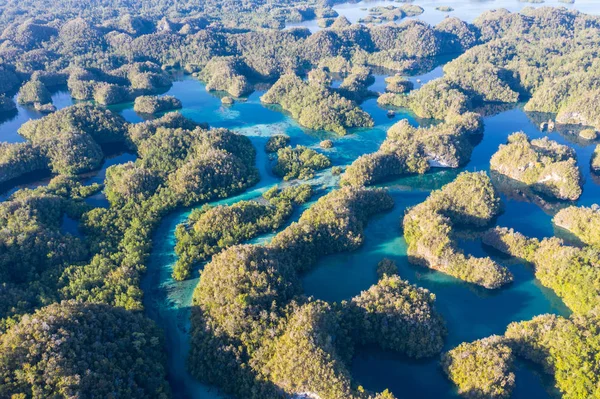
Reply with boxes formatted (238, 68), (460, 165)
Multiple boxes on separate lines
(136, 75), (585, 398)
(287, 0), (600, 31)
(0, 55), (597, 399)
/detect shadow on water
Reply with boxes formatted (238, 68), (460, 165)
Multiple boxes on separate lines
(135, 76), (588, 398)
(0, 90), (75, 144)
(1, 66), (593, 398)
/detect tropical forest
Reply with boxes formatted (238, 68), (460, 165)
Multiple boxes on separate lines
(1, 0), (600, 398)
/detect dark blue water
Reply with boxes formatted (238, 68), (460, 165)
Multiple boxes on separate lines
(0, 90), (74, 143)
(1, 68), (594, 399)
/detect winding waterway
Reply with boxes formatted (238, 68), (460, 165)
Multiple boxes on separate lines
(2, 4), (600, 396)
(136, 75), (590, 399)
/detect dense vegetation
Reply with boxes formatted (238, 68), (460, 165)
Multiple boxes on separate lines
(446, 210), (600, 399)
(0, 106), (259, 397)
(378, 78), (472, 120)
(64, 63), (171, 105)
(384, 75), (413, 94)
(134, 95), (182, 114)
(483, 227), (600, 314)
(273, 145), (331, 180)
(67, 114), (259, 312)
(0, 178), (98, 330)
(2, 5), (600, 399)
(490, 132), (582, 201)
(429, 8), (600, 130)
(173, 184), (313, 280)
(16, 104), (129, 175)
(505, 314), (600, 399)
(442, 335), (515, 399)
(346, 274), (446, 358)
(358, 5), (424, 24)
(0, 301), (170, 399)
(403, 172), (512, 289)
(189, 187), (446, 399)
(553, 205), (600, 248)
(261, 74), (373, 135)
(265, 134), (290, 153)
(336, 66), (376, 102)
(0, 142), (47, 184)
(376, 258), (398, 279)
(17, 79), (52, 105)
(0, 1), (491, 117)
(198, 56), (253, 97)
(341, 113), (483, 186)
(445, 312), (600, 399)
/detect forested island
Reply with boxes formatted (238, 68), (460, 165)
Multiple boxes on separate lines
(0, 2), (600, 399)
(490, 132), (582, 201)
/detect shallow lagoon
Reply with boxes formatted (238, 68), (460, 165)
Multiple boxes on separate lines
(1, 39), (599, 399)
(137, 75), (590, 399)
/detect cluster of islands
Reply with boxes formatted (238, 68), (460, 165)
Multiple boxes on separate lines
(0, 0), (600, 399)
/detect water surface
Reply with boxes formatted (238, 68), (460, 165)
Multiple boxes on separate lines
(287, 0), (600, 31)
(1, 44), (597, 399)
(138, 75), (587, 399)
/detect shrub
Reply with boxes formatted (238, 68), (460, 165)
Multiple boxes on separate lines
(320, 139), (333, 149)
(331, 166), (342, 175)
